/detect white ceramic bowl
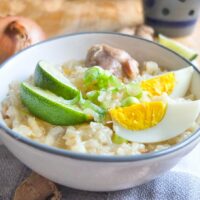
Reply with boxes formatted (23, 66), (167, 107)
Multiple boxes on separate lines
(0, 33), (200, 192)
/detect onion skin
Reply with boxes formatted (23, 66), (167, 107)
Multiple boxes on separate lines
(0, 16), (46, 63)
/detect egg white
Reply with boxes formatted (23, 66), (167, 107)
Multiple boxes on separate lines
(171, 66), (194, 98)
(113, 100), (200, 143)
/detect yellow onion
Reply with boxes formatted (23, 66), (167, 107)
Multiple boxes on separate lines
(0, 16), (46, 63)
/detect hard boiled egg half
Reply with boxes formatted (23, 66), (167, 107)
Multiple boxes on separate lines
(140, 67), (194, 98)
(110, 100), (200, 143)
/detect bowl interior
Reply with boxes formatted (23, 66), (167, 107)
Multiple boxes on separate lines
(0, 32), (200, 139)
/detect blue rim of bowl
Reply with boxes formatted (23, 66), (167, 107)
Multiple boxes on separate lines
(0, 32), (200, 162)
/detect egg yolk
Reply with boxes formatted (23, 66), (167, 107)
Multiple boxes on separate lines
(141, 72), (175, 96)
(110, 102), (167, 130)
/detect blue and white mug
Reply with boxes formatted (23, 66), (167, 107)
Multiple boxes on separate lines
(143, 0), (200, 37)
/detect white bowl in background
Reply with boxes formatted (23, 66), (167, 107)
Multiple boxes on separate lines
(143, 0), (200, 37)
(0, 33), (200, 191)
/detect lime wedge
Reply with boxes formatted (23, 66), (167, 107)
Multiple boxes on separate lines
(20, 82), (91, 125)
(34, 61), (79, 99)
(158, 34), (198, 61)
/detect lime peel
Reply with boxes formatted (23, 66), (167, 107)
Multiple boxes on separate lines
(158, 34), (198, 61)
(20, 82), (91, 125)
(34, 61), (79, 100)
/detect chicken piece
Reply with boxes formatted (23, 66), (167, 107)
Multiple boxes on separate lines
(85, 44), (139, 79)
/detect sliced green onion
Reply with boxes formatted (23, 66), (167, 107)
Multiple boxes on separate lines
(84, 66), (122, 90)
(121, 96), (140, 107)
(125, 82), (143, 97)
(63, 91), (82, 105)
(86, 90), (100, 104)
(112, 133), (127, 144)
(80, 99), (106, 118)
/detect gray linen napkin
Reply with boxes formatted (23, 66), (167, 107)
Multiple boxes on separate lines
(1, 144), (200, 200)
